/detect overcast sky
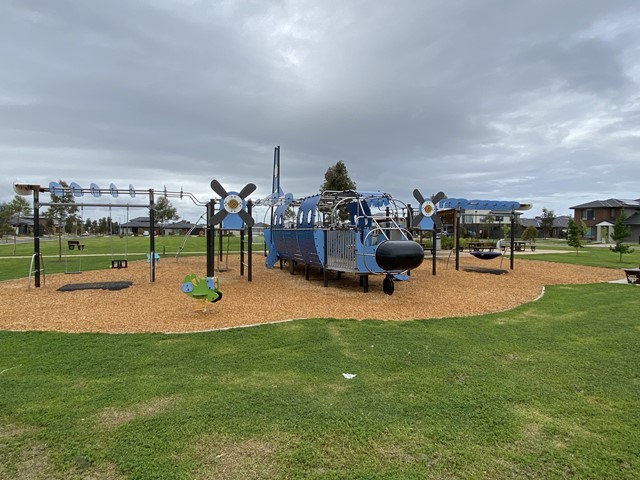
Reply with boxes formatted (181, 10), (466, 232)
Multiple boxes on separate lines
(2, 0), (639, 223)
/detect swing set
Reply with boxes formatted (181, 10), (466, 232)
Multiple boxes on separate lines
(108, 205), (130, 269)
(14, 181), (208, 288)
(64, 205), (85, 274)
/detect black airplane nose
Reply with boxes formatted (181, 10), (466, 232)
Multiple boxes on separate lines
(375, 240), (424, 271)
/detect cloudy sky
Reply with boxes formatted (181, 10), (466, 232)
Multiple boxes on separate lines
(2, 0), (639, 223)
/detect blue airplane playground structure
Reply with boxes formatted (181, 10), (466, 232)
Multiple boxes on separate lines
(263, 147), (425, 295)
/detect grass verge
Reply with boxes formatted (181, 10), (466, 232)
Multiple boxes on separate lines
(1, 283), (639, 479)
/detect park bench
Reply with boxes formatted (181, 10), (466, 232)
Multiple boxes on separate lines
(623, 267), (640, 284)
(67, 240), (85, 251)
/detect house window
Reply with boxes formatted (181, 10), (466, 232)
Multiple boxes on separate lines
(582, 209), (594, 220)
(611, 208), (616, 219)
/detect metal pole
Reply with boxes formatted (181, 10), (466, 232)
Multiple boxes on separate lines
(240, 229), (245, 277)
(218, 225), (223, 262)
(455, 208), (461, 271)
(247, 200), (253, 282)
(432, 223), (437, 276)
(510, 211), (515, 270)
(149, 189), (156, 282)
(33, 189), (41, 288)
(206, 200), (215, 277)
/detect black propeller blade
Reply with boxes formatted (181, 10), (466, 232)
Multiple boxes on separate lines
(210, 179), (228, 198)
(432, 191), (446, 204)
(211, 208), (228, 226)
(238, 183), (257, 199)
(237, 209), (255, 227)
(430, 191), (446, 229)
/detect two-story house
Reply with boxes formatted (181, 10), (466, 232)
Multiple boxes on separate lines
(569, 199), (640, 243)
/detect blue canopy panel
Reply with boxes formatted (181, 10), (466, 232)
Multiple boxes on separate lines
(272, 195), (294, 227)
(299, 195), (321, 228)
(439, 198), (469, 209)
(265, 195), (294, 267)
(465, 200), (521, 211)
(439, 198), (522, 211)
(357, 191), (390, 208)
(294, 196), (323, 266)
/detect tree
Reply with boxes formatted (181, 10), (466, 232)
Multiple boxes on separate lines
(6, 195), (32, 254)
(155, 196), (179, 235)
(540, 208), (556, 238)
(320, 161), (357, 221)
(566, 218), (584, 255)
(522, 225), (538, 243)
(609, 208), (634, 262)
(99, 217), (109, 235)
(8, 195), (31, 220)
(45, 180), (79, 260)
(0, 202), (13, 239)
(319, 160), (357, 192)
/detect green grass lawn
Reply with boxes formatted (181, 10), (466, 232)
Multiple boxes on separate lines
(519, 244), (640, 269)
(1, 283), (639, 479)
(1, 236), (639, 478)
(0, 235), (265, 281)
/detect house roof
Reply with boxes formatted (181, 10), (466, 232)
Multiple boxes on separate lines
(9, 214), (35, 227)
(166, 220), (197, 229)
(553, 216), (571, 228)
(625, 212), (640, 225)
(518, 215), (570, 229)
(120, 217), (159, 228)
(570, 198), (640, 209)
(520, 218), (539, 228)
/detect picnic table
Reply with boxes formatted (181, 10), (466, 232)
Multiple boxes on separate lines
(513, 241), (527, 251)
(468, 241), (495, 252)
(67, 240), (85, 251)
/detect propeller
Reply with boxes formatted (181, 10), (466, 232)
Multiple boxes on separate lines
(412, 189), (446, 229)
(210, 180), (257, 227)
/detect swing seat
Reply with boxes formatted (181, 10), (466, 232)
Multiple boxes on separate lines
(111, 259), (128, 269)
(146, 253), (160, 263)
(470, 251), (502, 260)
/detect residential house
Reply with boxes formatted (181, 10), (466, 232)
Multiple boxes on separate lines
(119, 217), (159, 236)
(570, 199), (640, 243)
(8, 214), (49, 235)
(519, 215), (571, 238)
(164, 220), (205, 236)
(119, 217), (206, 236)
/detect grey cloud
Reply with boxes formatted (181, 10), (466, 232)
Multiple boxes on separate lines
(2, 0), (640, 221)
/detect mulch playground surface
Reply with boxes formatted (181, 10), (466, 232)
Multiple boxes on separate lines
(0, 254), (624, 334)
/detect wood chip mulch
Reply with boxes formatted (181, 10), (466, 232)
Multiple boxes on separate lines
(0, 254), (624, 334)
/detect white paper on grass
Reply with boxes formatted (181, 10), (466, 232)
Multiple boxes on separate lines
(342, 373), (357, 379)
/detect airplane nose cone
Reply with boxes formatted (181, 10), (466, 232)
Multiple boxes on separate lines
(375, 240), (424, 271)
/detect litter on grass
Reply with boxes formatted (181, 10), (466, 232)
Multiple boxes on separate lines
(342, 373), (357, 379)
